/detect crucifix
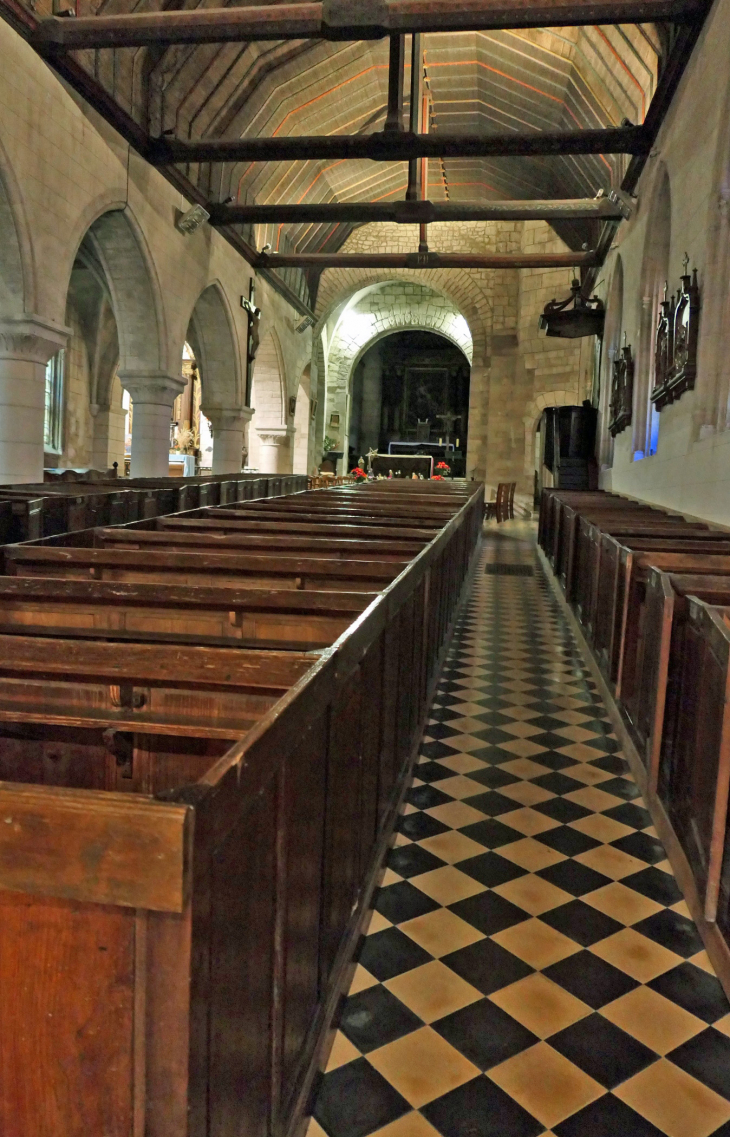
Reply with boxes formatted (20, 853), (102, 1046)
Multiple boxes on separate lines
(436, 411), (461, 447)
(241, 278), (261, 406)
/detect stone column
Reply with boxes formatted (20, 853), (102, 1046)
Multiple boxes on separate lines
(120, 375), (185, 478)
(205, 407), (254, 474)
(360, 344), (382, 453)
(0, 317), (69, 485)
(256, 425), (295, 474)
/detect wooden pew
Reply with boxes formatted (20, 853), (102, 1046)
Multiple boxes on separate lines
(622, 569), (730, 790)
(0, 576), (373, 649)
(573, 519), (730, 640)
(593, 535), (730, 686)
(94, 526), (428, 562)
(654, 597), (730, 936)
(4, 545), (404, 593)
(156, 514), (440, 543)
(0, 481), (484, 1137)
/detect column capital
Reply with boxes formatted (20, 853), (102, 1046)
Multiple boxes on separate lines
(0, 316), (70, 364)
(202, 405), (254, 431)
(256, 425), (296, 447)
(118, 372), (186, 406)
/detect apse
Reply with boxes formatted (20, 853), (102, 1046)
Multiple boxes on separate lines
(348, 330), (471, 475)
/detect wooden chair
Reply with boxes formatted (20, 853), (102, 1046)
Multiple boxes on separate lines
(484, 482), (516, 522)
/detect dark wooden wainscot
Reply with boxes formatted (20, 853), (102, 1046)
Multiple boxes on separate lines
(0, 481), (483, 1137)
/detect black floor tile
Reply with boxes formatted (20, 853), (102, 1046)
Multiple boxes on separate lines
(407, 784), (453, 811)
(648, 962), (730, 1023)
(544, 950), (638, 1009)
(422, 1075), (543, 1137)
(553, 1092), (665, 1136)
(386, 844), (446, 879)
(550, 1012), (656, 1088)
(611, 831), (667, 865)
(456, 849), (529, 887)
(603, 802), (652, 830)
(537, 859), (613, 897)
(313, 1059), (411, 1137)
(397, 813), (450, 841)
(448, 885), (529, 932)
(531, 771), (586, 796)
(426, 722), (466, 741)
(467, 766), (521, 790)
(460, 819), (526, 850)
(633, 909), (705, 958)
(533, 797), (592, 824)
(526, 731), (573, 750)
(622, 866), (683, 906)
(590, 753), (631, 776)
(540, 899), (623, 947)
(357, 928), (433, 981)
(667, 1028), (730, 1099)
(597, 776), (641, 801)
(528, 715), (574, 732)
(535, 825), (601, 857)
(338, 986), (422, 1053)
(471, 727), (517, 746)
(466, 790), (526, 816)
(528, 750), (580, 771)
(442, 937), (533, 995)
(428, 707), (464, 724)
(433, 998), (539, 1070)
(415, 759), (455, 783)
(374, 881), (441, 924)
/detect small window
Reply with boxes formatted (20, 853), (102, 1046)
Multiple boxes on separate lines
(44, 350), (65, 453)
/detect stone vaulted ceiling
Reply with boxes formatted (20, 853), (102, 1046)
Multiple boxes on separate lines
(69, 8), (660, 259)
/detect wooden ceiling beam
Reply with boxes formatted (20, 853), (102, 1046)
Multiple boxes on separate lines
(33, 0), (705, 50)
(255, 250), (599, 269)
(150, 125), (649, 165)
(207, 197), (628, 225)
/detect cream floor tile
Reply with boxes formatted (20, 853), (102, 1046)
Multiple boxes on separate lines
(367, 1027), (479, 1108)
(425, 801), (487, 829)
(384, 960), (482, 1024)
(399, 908), (485, 957)
(326, 1030), (361, 1072)
(488, 1043), (603, 1130)
(418, 830), (487, 864)
(614, 1058), (730, 1137)
(601, 986), (705, 1053)
(492, 917), (580, 970)
(410, 865), (486, 905)
(490, 973), (590, 1038)
(493, 874), (573, 916)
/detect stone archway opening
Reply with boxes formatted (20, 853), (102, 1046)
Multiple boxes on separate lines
(349, 330), (471, 475)
(249, 331), (293, 474)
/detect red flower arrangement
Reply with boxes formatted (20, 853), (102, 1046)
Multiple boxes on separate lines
(431, 474), (444, 480)
(435, 461), (451, 472)
(351, 467), (367, 479)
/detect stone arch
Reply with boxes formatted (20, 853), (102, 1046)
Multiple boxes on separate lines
(522, 389), (582, 478)
(634, 164), (671, 458)
(316, 267), (489, 367)
(695, 76), (730, 436)
(249, 329), (292, 473)
(324, 280), (473, 436)
(187, 281), (242, 411)
(0, 135), (35, 318)
(293, 362), (312, 475)
(599, 256), (624, 469)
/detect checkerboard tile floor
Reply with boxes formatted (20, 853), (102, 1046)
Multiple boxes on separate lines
(307, 521), (730, 1137)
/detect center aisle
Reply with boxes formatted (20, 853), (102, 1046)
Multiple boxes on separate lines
(307, 521), (730, 1137)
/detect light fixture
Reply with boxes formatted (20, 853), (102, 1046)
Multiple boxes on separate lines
(176, 204), (210, 236)
(539, 278), (605, 339)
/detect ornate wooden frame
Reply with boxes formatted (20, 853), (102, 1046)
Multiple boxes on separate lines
(651, 258), (700, 411)
(608, 339), (634, 436)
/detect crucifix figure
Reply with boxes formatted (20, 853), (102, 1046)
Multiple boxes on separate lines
(436, 411), (461, 447)
(682, 251), (691, 278)
(241, 278), (261, 406)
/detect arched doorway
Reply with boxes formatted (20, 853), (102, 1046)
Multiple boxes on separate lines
(349, 330), (471, 475)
